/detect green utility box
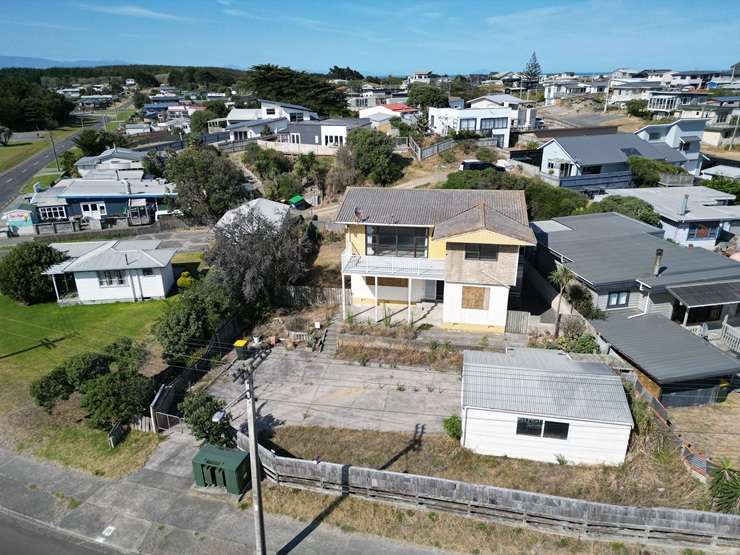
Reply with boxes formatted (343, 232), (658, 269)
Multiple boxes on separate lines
(192, 443), (249, 495)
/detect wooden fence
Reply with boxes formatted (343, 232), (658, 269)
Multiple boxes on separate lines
(240, 433), (740, 548)
(276, 285), (349, 307)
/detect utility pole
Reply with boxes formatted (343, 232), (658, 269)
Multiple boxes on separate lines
(244, 365), (267, 555)
(48, 129), (60, 172)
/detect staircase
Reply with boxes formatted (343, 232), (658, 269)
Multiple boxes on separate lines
(319, 318), (340, 358)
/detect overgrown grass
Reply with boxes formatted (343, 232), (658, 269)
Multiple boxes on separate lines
(0, 141), (49, 172)
(31, 426), (159, 478)
(256, 483), (648, 554)
(269, 425), (709, 510)
(336, 341), (462, 371)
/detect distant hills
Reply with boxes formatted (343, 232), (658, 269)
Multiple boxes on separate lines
(0, 55), (129, 69)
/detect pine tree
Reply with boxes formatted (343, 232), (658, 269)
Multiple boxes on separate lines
(523, 51), (542, 87)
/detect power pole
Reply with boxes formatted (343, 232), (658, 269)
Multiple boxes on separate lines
(48, 129), (60, 172)
(244, 365), (267, 555)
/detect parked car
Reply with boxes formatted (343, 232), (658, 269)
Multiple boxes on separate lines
(459, 160), (504, 172)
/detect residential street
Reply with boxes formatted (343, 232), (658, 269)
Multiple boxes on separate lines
(0, 441), (450, 554)
(0, 115), (104, 210)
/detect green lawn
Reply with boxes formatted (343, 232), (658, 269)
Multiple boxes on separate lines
(22, 172), (62, 194)
(105, 110), (136, 132)
(0, 141), (49, 172)
(0, 295), (166, 415)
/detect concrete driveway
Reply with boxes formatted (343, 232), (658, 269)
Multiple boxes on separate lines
(207, 349), (461, 434)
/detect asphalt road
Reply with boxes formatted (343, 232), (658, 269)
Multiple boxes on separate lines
(0, 114), (104, 210)
(0, 511), (117, 555)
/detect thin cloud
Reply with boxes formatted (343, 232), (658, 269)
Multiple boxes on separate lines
(5, 19), (85, 31)
(78, 4), (197, 22)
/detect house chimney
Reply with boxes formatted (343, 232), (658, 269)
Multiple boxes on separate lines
(653, 248), (664, 277)
(680, 194), (689, 216)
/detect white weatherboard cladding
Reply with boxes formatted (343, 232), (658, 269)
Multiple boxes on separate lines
(442, 283), (508, 327)
(539, 141), (577, 175)
(461, 407), (632, 465)
(73, 267), (170, 303)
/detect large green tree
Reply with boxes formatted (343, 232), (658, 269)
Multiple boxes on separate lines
(0, 243), (66, 304)
(241, 64), (347, 115)
(73, 129), (129, 156)
(81, 370), (155, 429)
(407, 83), (448, 109)
(628, 155), (684, 187)
(346, 127), (402, 186)
(522, 51), (542, 86)
(579, 195), (661, 226)
(705, 175), (740, 197)
(0, 75), (74, 130)
(189, 109), (217, 135)
(164, 146), (247, 225)
(327, 65), (364, 81)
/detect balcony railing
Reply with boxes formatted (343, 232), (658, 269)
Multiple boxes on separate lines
(341, 249), (446, 280)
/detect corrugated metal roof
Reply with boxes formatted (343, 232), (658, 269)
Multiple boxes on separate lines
(462, 349), (633, 426)
(590, 310), (740, 383)
(335, 188), (529, 228)
(45, 240), (176, 274)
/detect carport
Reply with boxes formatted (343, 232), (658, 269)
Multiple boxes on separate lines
(667, 280), (740, 326)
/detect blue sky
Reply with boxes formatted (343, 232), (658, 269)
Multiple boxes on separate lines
(2, 0), (739, 75)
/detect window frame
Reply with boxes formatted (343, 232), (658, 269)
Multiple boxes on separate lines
(464, 243), (499, 261)
(688, 222), (719, 240)
(38, 206), (67, 221)
(543, 420), (570, 440)
(606, 290), (630, 308)
(459, 118), (477, 131)
(366, 226), (428, 258)
(516, 417), (543, 437)
(142, 268), (154, 276)
(97, 270), (126, 287)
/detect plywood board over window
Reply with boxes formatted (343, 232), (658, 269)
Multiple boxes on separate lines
(365, 277), (409, 288)
(462, 286), (489, 310)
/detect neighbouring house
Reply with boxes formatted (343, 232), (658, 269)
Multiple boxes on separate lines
(595, 186), (740, 248)
(469, 94), (538, 130)
(153, 117), (191, 134)
(347, 91), (390, 111)
(543, 79), (608, 106)
(402, 70), (449, 89)
(275, 118), (371, 148)
(225, 108), (262, 126)
(366, 112), (397, 134)
(75, 147), (147, 177)
(21, 176), (176, 235)
(359, 103), (418, 124)
(227, 118), (287, 142)
(122, 123), (152, 136)
(669, 70), (732, 89)
(43, 240), (176, 305)
(634, 118), (706, 176)
(679, 96), (740, 148)
(607, 80), (664, 106)
(215, 198), (297, 229)
(334, 187), (535, 332)
(461, 348), (633, 465)
(259, 99), (318, 122)
(701, 165), (740, 181)
(448, 96), (465, 109)
(531, 212), (740, 406)
(538, 132), (688, 192)
(646, 90), (710, 117)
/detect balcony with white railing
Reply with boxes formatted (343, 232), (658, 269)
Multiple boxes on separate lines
(341, 248), (446, 280)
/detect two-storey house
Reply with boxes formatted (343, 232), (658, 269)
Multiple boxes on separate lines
(334, 188), (535, 332)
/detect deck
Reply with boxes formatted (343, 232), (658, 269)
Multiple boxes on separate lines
(341, 249), (445, 280)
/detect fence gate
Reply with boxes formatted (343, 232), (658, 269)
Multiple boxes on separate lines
(505, 310), (530, 334)
(154, 412), (183, 433)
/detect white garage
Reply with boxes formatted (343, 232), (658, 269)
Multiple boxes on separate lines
(461, 348), (633, 465)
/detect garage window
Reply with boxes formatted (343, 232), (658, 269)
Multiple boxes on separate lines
(461, 286), (488, 310)
(516, 417), (543, 437)
(543, 421), (570, 440)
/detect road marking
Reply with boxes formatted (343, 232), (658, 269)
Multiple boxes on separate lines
(5, 178), (13, 183)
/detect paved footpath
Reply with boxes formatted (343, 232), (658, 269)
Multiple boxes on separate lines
(0, 437), (451, 554)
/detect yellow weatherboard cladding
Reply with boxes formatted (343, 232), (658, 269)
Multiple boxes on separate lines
(430, 228), (530, 259)
(347, 224), (365, 255)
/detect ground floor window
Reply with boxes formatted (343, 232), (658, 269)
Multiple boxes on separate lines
(607, 291), (630, 308)
(364, 276), (408, 288)
(142, 268), (154, 276)
(461, 286), (489, 310)
(688, 222), (719, 240)
(459, 118), (476, 131)
(516, 417), (569, 440)
(38, 206), (67, 220)
(98, 270), (125, 287)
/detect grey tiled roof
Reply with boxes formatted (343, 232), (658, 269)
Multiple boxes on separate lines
(462, 349), (633, 425)
(590, 310), (740, 383)
(532, 212), (740, 290)
(432, 203), (535, 244)
(335, 187), (530, 229)
(549, 133), (677, 166)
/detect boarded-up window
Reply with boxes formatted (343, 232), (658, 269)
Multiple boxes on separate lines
(462, 286), (488, 310)
(365, 277), (409, 288)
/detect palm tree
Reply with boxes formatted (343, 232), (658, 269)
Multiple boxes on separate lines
(549, 265), (575, 337)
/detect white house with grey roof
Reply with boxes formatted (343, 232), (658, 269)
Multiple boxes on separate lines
(276, 118), (371, 149)
(595, 186), (740, 248)
(634, 119), (706, 176)
(461, 348), (633, 464)
(74, 147), (147, 177)
(44, 240), (176, 304)
(335, 187), (535, 332)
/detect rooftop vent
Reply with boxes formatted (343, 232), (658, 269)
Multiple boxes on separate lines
(653, 248), (664, 277)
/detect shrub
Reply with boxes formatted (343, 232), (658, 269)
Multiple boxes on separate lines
(710, 459), (740, 513)
(629, 155), (684, 188)
(0, 243), (66, 304)
(475, 147), (494, 162)
(81, 370), (155, 429)
(104, 337), (147, 372)
(578, 195), (661, 226)
(567, 283), (605, 320)
(560, 316), (585, 340)
(570, 333), (599, 354)
(443, 415), (462, 440)
(625, 99), (648, 118)
(63, 352), (111, 390)
(30, 367), (74, 412)
(179, 391), (235, 447)
(439, 149), (456, 164)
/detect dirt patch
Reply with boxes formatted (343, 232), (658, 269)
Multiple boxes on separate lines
(336, 341), (462, 371)
(269, 424), (709, 510)
(668, 390), (740, 468)
(339, 322), (416, 339)
(252, 305), (337, 339)
(300, 239), (343, 287)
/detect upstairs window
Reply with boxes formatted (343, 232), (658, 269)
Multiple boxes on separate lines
(607, 291), (630, 308)
(464, 244), (498, 261)
(265, 107), (276, 115)
(366, 226), (428, 258)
